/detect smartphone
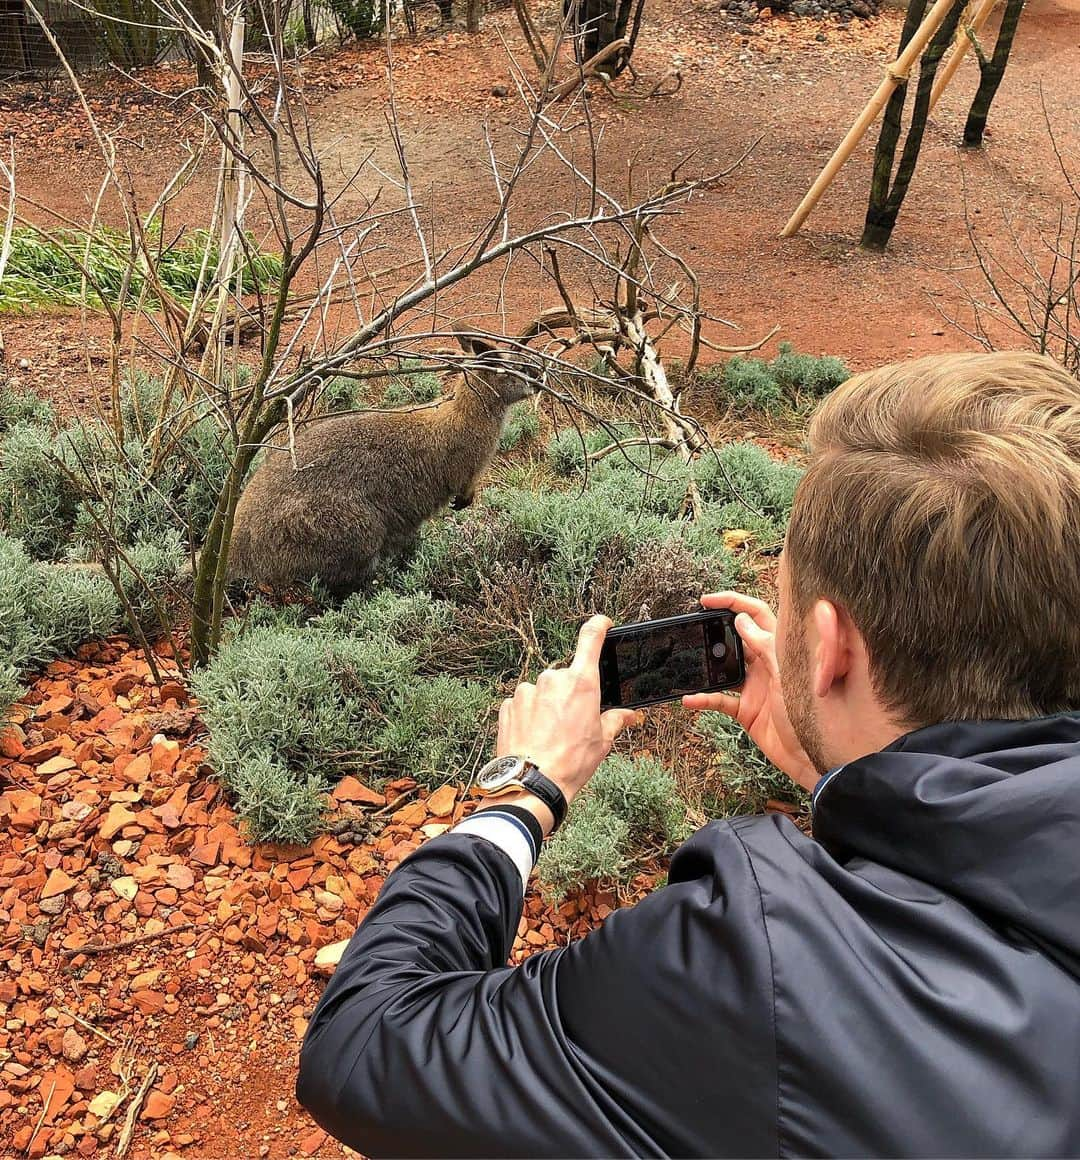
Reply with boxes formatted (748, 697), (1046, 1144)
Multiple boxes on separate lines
(599, 609), (744, 710)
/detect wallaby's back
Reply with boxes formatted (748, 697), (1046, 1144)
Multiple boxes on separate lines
(227, 333), (537, 594)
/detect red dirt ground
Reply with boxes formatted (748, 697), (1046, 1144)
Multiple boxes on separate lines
(2, 1), (1079, 1156)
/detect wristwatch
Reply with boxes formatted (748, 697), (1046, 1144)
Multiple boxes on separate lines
(475, 756), (568, 832)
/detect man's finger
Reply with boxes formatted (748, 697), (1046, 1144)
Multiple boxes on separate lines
(734, 612), (777, 667)
(600, 708), (641, 744)
(683, 690), (741, 718)
(570, 614), (612, 676)
(700, 591), (777, 631)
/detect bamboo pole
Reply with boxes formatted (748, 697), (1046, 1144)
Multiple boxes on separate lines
(780, 0), (963, 238)
(928, 0), (998, 112)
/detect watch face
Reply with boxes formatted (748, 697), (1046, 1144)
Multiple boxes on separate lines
(476, 756), (524, 791)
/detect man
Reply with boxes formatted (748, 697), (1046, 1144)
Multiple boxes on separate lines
(297, 351), (1080, 1157)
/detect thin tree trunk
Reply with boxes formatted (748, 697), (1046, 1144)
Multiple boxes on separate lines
(861, 0), (964, 251)
(862, 0), (929, 248)
(302, 0), (316, 46)
(187, 0), (220, 90)
(963, 0), (1025, 147)
(466, 0), (481, 33)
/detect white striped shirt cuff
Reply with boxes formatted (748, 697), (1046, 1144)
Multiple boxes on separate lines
(452, 809), (539, 891)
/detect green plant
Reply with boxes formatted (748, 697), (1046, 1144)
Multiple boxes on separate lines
(0, 377), (234, 565)
(324, 0), (392, 38)
(379, 365), (442, 408)
(537, 755), (690, 898)
(700, 344), (850, 415)
(0, 420), (80, 559)
(694, 711), (808, 817)
(499, 404), (540, 452)
(193, 600), (498, 843)
(90, 0), (170, 67)
(0, 387), (53, 431)
(0, 534), (125, 722)
(0, 227), (282, 314)
(0, 664), (23, 725)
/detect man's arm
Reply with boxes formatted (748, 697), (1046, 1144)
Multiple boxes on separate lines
(297, 816), (779, 1159)
(296, 829), (655, 1157)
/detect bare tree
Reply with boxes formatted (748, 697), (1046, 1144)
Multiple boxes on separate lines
(945, 111), (1079, 376)
(10, 0), (751, 669)
(962, 0), (1026, 149)
(861, 0), (965, 251)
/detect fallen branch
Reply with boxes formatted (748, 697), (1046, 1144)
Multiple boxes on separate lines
(60, 921), (196, 957)
(116, 1062), (157, 1159)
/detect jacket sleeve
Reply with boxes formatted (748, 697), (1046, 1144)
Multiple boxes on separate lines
(296, 824), (779, 1159)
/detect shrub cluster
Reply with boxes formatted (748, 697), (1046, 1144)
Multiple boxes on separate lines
(537, 755), (691, 900)
(699, 343), (850, 414)
(0, 536), (125, 721)
(694, 710), (808, 816)
(0, 378), (227, 565)
(0, 227), (281, 314)
(191, 591), (493, 844)
(194, 429), (800, 851)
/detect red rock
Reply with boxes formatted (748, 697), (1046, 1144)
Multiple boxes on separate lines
(121, 753), (152, 784)
(37, 754), (77, 777)
(99, 803), (137, 841)
(425, 784), (458, 818)
(189, 840), (220, 867)
(150, 739), (180, 774)
(330, 776), (384, 807)
(165, 864), (195, 891)
(61, 1028), (89, 1063)
(4, 789), (42, 828)
(130, 990), (166, 1015)
(74, 1064), (98, 1091)
(0, 727), (25, 759)
(299, 1128), (328, 1156)
(140, 1089), (175, 1121)
(39, 1065), (76, 1123)
(41, 868), (78, 898)
(392, 800), (427, 827)
(158, 680), (189, 705)
(22, 739), (64, 764)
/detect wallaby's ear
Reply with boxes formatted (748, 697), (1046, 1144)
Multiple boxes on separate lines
(454, 326), (499, 360)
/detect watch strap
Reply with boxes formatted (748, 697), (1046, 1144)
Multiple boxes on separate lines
(520, 766), (567, 832)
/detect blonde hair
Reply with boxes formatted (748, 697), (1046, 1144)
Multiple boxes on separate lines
(787, 350), (1080, 726)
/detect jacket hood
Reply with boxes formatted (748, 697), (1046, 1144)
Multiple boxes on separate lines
(812, 713), (1080, 973)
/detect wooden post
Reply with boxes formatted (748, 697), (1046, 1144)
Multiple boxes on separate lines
(928, 0), (998, 113)
(213, 10), (245, 384)
(780, 0), (963, 239)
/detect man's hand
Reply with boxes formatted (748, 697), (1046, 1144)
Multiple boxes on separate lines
(497, 616), (640, 809)
(682, 592), (819, 790)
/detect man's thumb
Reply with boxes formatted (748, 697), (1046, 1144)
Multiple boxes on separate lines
(601, 708), (642, 744)
(735, 612), (774, 658)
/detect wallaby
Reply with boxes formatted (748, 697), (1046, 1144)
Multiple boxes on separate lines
(227, 331), (539, 595)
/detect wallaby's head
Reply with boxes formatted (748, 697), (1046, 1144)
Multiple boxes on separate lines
(455, 329), (541, 408)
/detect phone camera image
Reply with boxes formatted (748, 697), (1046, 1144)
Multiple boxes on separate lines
(711, 640), (728, 660)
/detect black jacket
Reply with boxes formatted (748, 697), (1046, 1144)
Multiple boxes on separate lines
(296, 715), (1080, 1157)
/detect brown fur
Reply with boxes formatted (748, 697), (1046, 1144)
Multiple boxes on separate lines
(227, 333), (538, 595)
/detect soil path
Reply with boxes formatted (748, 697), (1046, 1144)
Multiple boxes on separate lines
(2, 0), (1079, 418)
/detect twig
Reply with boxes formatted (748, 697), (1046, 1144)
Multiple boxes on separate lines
(61, 1008), (119, 1046)
(116, 1062), (157, 1159)
(26, 1079), (55, 1157)
(61, 921), (196, 958)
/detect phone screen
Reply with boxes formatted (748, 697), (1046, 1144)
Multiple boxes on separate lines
(600, 613), (742, 709)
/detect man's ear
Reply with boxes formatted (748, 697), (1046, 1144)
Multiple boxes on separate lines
(454, 326), (498, 359)
(811, 598), (850, 700)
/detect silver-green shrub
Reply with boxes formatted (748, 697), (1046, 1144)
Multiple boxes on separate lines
(538, 755), (691, 899)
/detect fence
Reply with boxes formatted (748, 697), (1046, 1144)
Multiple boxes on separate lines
(0, 0), (118, 76)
